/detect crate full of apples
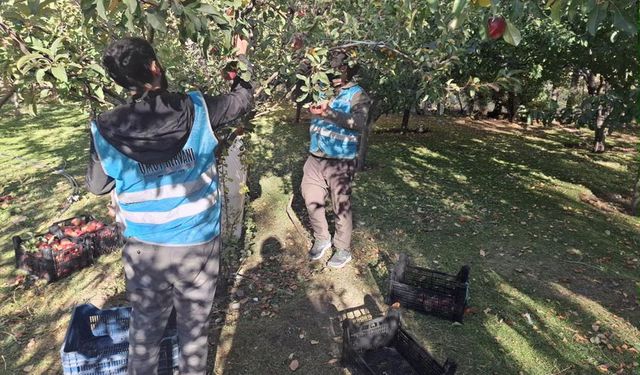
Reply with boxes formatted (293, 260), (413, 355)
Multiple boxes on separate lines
(12, 215), (123, 282)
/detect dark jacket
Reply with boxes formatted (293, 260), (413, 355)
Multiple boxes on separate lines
(86, 57), (253, 195)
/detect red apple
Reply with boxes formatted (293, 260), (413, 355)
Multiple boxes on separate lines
(92, 220), (105, 230)
(223, 70), (238, 81)
(487, 16), (506, 40)
(71, 218), (84, 227)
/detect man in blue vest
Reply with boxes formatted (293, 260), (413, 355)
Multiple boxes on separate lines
(85, 36), (252, 375)
(302, 50), (371, 269)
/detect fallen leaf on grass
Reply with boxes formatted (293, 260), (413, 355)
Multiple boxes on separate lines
(310, 340), (319, 345)
(23, 366), (33, 373)
(479, 250), (486, 257)
(574, 333), (589, 344)
(596, 364), (609, 373)
(327, 359), (339, 365)
(289, 359), (299, 371)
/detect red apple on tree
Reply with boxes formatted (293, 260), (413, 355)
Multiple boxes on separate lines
(222, 70), (238, 80)
(487, 16), (506, 40)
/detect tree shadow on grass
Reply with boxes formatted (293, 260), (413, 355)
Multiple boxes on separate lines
(212, 236), (343, 374)
(353, 116), (639, 374)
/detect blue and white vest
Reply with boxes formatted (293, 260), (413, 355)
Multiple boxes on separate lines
(309, 85), (362, 159)
(91, 91), (220, 246)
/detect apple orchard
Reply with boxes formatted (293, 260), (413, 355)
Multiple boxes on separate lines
(0, 0), (637, 183)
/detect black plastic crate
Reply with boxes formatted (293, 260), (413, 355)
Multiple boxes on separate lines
(12, 235), (94, 282)
(91, 224), (124, 257)
(61, 304), (178, 375)
(386, 254), (470, 322)
(342, 310), (457, 375)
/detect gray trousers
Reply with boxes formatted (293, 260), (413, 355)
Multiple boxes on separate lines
(123, 237), (220, 375)
(301, 155), (355, 250)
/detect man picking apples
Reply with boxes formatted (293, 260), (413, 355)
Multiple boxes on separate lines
(302, 50), (371, 269)
(85, 36), (252, 375)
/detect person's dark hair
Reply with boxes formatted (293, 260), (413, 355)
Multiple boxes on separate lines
(102, 37), (166, 91)
(330, 50), (359, 81)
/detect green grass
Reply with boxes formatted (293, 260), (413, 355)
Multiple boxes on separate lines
(0, 104), (638, 374)
(0, 106), (122, 374)
(245, 110), (640, 375)
(355, 117), (640, 374)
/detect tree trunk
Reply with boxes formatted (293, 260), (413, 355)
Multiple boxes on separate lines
(401, 107), (410, 130)
(0, 86), (17, 110)
(585, 71), (598, 96)
(467, 96), (475, 118)
(633, 162), (640, 216)
(507, 91), (518, 122)
(456, 93), (464, 114)
(295, 103), (303, 124)
(593, 106), (608, 152)
(488, 91), (502, 119)
(356, 101), (377, 172)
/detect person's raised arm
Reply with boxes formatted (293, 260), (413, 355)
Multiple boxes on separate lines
(204, 36), (254, 130)
(309, 91), (372, 131)
(85, 136), (115, 195)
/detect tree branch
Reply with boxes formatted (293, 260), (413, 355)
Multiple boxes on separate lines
(0, 21), (31, 55)
(330, 40), (416, 63)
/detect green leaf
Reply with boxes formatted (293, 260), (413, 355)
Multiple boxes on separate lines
(88, 63), (106, 75)
(318, 72), (330, 85)
(426, 0), (438, 12)
(146, 11), (167, 32)
(586, 4), (607, 35)
(240, 71), (251, 82)
(95, 86), (105, 101)
(125, 0), (136, 13)
(199, 4), (217, 15)
(28, 0), (40, 14)
(512, 0), (524, 19)
(548, 0), (564, 21)
(16, 53), (43, 72)
(296, 92), (308, 103)
(503, 20), (522, 46)
(125, 10), (135, 31)
(51, 65), (68, 83)
(35, 68), (46, 84)
(612, 9), (636, 35)
(50, 37), (63, 56)
(451, 0), (466, 15)
(96, 0), (107, 20)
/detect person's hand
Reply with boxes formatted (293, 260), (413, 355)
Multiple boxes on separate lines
(309, 101), (328, 116)
(233, 35), (249, 56)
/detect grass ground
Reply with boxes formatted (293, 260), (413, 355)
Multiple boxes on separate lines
(0, 104), (638, 374)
